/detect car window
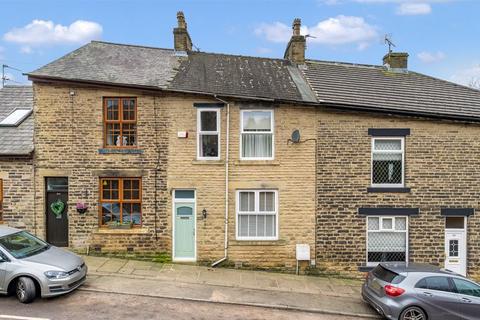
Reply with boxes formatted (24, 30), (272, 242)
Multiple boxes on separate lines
(416, 276), (453, 292)
(452, 278), (480, 297)
(0, 231), (49, 259)
(372, 265), (406, 284)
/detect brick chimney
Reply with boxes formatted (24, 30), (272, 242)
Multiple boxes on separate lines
(284, 18), (306, 65)
(173, 11), (192, 52)
(383, 52), (409, 70)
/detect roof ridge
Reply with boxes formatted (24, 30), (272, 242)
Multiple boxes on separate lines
(190, 50), (289, 63)
(2, 85), (32, 88)
(91, 40), (175, 52)
(306, 59), (384, 70)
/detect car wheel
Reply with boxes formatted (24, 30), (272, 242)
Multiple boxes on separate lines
(16, 277), (36, 304)
(400, 306), (427, 320)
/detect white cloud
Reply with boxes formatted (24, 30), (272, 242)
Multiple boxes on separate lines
(417, 51), (446, 63)
(4, 19), (102, 47)
(451, 64), (480, 86)
(256, 47), (272, 54)
(396, 3), (432, 15)
(0, 47), (4, 60)
(255, 15), (378, 50)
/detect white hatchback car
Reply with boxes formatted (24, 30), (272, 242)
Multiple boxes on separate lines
(0, 226), (87, 303)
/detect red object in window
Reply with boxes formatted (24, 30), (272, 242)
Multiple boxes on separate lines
(384, 285), (405, 297)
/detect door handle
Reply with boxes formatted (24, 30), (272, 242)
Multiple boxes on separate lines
(461, 297), (472, 303)
(423, 292), (433, 297)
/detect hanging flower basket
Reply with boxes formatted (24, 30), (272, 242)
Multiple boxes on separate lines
(76, 202), (88, 214)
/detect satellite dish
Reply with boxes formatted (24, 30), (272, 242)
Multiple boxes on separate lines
(291, 130), (301, 143)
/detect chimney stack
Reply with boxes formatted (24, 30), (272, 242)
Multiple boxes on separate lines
(383, 52), (409, 70)
(284, 18), (306, 65)
(173, 11), (192, 52)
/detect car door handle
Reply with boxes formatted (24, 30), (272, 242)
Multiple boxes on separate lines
(422, 292), (433, 297)
(461, 297), (472, 303)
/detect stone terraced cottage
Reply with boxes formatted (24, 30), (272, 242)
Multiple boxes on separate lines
(1, 12), (480, 278)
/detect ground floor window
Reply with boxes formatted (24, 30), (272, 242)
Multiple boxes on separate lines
(236, 190), (278, 240)
(0, 179), (3, 221)
(367, 216), (407, 265)
(100, 178), (141, 226)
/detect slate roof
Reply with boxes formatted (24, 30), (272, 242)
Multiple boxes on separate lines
(0, 86), (34, 156)
(168, 52), (316, 102)
(303, 60), (480, 121)
(28, 41), (180, 88)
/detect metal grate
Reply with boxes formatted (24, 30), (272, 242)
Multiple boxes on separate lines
(372, 139), (403, 185)
(368, 216), (407, 263)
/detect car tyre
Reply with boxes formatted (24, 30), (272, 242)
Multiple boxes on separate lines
(16, 277), (36, 304)
(400, 306), (427, 320)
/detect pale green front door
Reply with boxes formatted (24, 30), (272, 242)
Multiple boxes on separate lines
(174, 202), (195, 260)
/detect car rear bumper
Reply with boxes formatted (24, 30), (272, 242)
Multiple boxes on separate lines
(362, 283), (400, 320)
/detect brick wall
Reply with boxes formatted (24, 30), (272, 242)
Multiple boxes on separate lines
(0, 157), (35, 231)
(316, 109), (480, 279)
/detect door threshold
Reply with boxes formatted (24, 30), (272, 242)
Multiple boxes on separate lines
(172, 257), (196, 263)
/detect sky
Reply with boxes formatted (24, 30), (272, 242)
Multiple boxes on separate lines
(0, 0), (479, 87)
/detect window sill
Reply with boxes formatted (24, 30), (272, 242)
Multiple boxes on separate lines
(358, 266), (375, 272)
(94, 227), (149, 235)
(98, 148), (144, 154)
(192, 159), (225, 165)
(235, 160), (280, 166)
(230, 239), (286, 246)
(367, 187), (411, 193)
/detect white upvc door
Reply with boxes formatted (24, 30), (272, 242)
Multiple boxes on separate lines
(444, 219), (467, 276)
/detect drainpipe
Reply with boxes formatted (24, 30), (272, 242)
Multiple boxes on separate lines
(212, 95), (230, 267)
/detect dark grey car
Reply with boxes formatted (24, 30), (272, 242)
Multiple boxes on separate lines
(362, 263), (480, 320)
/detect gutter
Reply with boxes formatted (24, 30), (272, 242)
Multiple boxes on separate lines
(211, 95), (230, 267)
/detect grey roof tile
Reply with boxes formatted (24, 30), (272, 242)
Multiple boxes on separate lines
(0, 86), (33, 156)
(303, 60), (480, 121)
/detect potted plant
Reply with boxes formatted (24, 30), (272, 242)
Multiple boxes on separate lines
(107, 221), (133, 229)
(76, 202), (88, 214)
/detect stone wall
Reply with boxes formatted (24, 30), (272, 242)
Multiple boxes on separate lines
(0, 157), (35, 231)
(316, 109), (480, 279)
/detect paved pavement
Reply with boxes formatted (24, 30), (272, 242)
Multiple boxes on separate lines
(81, 255), (379, 318)
(0, 291), (363, 320)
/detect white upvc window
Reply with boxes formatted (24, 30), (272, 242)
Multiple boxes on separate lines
(197, 108), (220, 160)
(236, 190), (278, 240)
(367, 216), (408, 266)
(371, 137), (405, 187)
(240, 110), (274, 160)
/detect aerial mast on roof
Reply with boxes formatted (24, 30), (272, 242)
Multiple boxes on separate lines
(1, 64), (23, 88)
(384, 34), (396, 54)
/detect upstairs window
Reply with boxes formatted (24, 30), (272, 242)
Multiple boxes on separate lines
(104, 98), (137, 147)
(197, 108), (220, 160)
(241, 110), (274, 160)
(100, 178), (142, 226)
(371, 138), (404, 187)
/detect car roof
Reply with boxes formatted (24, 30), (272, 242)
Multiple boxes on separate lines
(381, 263), (459, 275)
(0, 226), (21, 237)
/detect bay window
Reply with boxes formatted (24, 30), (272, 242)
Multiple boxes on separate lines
(237, 190), (278, 240)
(241, 110), (274, 159)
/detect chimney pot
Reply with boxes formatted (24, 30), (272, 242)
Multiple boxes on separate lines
(284, 18), (306, 65)
(174, 11), (192, 52)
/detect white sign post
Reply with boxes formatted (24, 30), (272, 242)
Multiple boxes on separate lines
(296, 244), (310, 275)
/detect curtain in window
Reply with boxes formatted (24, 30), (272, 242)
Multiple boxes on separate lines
(242, 134), (272, 158)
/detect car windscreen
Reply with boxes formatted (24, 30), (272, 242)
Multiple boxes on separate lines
(0, 231), (50, 259)
(373, 265), (406, 284)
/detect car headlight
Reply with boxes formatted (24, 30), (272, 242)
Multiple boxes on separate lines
(44, 270), (69, 279)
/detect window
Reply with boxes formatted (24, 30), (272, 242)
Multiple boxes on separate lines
(104, 98), (137, 147)
(415, 277), (453, 293)
(452, 278), (480, 297)
(0, 109), (31, 126)
(367, 216), (407, 265)
(100, 178), (141, 226)
(371, 138), (404, 187)
(236, 190), (278, 240)
(0, 179), (3, 222)
(241, 110), (274, 159)
(197, 109), (220, 159)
